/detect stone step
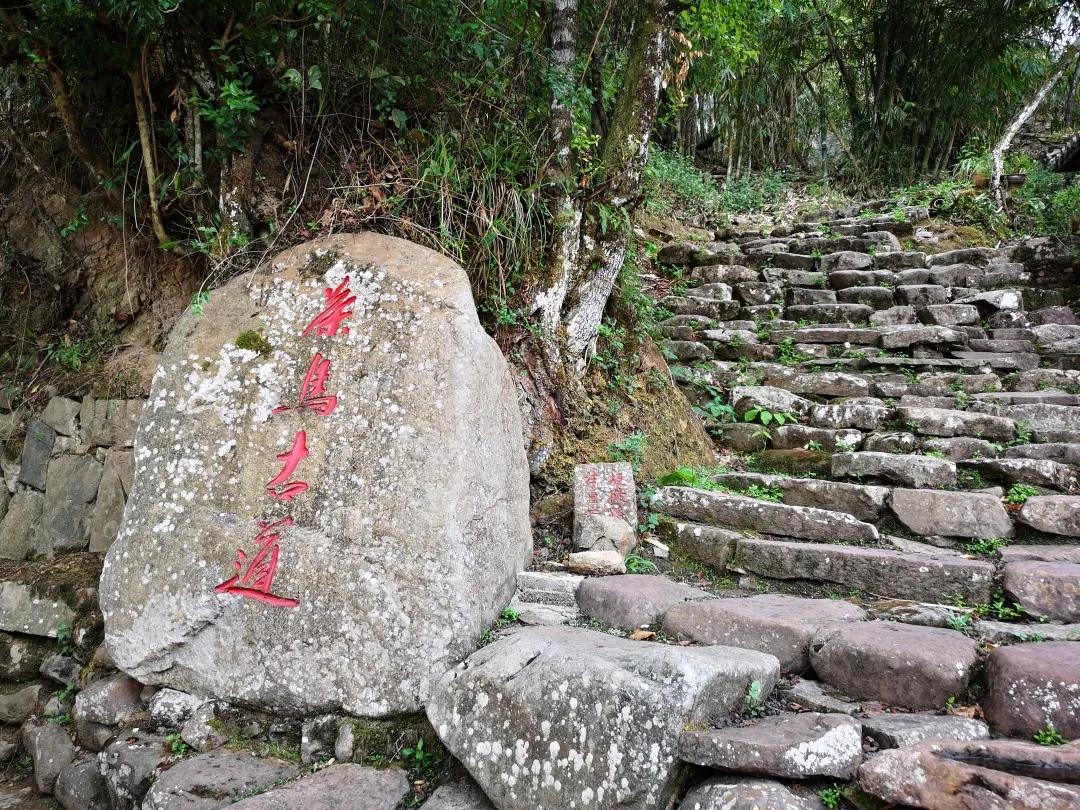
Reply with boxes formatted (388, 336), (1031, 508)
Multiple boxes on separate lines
(895, 405), (1016, 441)
(969, 402), (1080, 441)
(968, 338), (1035, 353)
(831, 451), (957, 488)
(730, 386), (891, 431)
(973, 390), (1080, 406)
(705, 472), (889, 523)
(784, 303), (873, 324)
(652, 486), (880, 543)
(769, 326), (880, 345)
(660, 295), (741, 320)
(959, 458), (1077, 491)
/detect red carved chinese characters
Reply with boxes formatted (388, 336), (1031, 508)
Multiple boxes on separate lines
(272, 353), (338, 416)
(219, 275), (356, 609)
(266, 430), (309, 501)
(302, 277), (356, 337)
(215, 517), (300, 608)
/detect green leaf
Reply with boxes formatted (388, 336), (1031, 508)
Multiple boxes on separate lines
(760, 411), (773, 425)
(390, 108), (407, 129)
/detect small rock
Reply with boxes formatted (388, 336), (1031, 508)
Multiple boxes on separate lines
(142, 747), (300, 809)
(576, 575), (709, 629)
(1003, 561), (1079, 622)
(22, 722), (76, 794)
(679, 776), (826, 810)
(18, 418), (56, 491)
(575, 514), (636, 555)
(54, 759), (108, 810)
(0, 683), (42, 724)
(860, 713), (989, 749)
(889, 489), (1013, 539)
(148, 688), (206, 728)
(778, 679), (861, 715)
(566, 549), (626, 575)
(41, 398), (81, 438)
(1018, 496), (1080, 537)
(180, 702), (229, 752)
(680, 712), (863, 779)
(831, 452), (956, 488)
(73, 674), (142, 727)
(99, 732), (170, 810)
(39, 654), (81, 687)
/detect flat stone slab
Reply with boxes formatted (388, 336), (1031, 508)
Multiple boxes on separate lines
(652, 487), (879, 543)
(229, 764), (411, 809)
(732, 538), (995, 604)
(858, 739), (1080, 809)
(810, 622), (979, 710)
(973, 619), (1080, 644)
(680, 713), (863, 779)
(831, 452), (956, 488)
(515, 571), (582, 607)
(1018, 496), (1080, 537)
(426, 626), (779, 810)
(573, 462), (637, 553)
(860, 713), (989, 749)
(962, 458), (1077, 491)
(709, 472), (888, 523)
(895, 405), (1014, 441)
(143, 748), (300, 809)
(680, 777), (825, 810)
(1000, 544), (1080, 564)
(889, 489), (1013, 539)
(778, 679), (861, 715)
(662, 594), (867, 672)
(576, 575), (709, 629)
(1003, 560), (1080, 622)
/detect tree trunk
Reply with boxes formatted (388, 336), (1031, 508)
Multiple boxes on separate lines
(130, 59), (172, 247)
(992, 40), (1080, 209)
(45, 60), (115, 193)
(532, 0), (675, 368)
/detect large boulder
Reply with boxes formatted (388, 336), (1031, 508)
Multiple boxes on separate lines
(426, 626), (779, 810)
(101, 233), (531, 716)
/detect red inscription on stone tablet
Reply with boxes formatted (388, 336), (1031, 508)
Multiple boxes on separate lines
(302, 276), (355, 337)
(272, 352), (338, 417)
(215, 517), (299, 607)
(266, 430), (309, 501)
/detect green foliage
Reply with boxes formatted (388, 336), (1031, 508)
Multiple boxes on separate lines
(46, 339), (94, 371)
(742, 483), (782, 502)
(963, 537), (1009, 557)
(742, 407), (797, 427)
(56, 622), (75, 656)
(776, 337), (808, 366)
(818, 785), (844, 809)
(643, 148), (721, 218)
(719, 171), (791, 214)
(499, 607), (520, 623)
(1005, 484), (1038, 505)
(60, 209), (89, 237)
(189, 291), (211, 317)
(744, 679), (765, 717)
(1034, 724), (1067, 746)
(166, 732), (190, 757)
(234, 331), (272, 355)
(625, 554), (659, 574)
(609, 432), (648, 471)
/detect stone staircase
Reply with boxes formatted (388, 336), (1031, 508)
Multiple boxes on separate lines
(509, 210), (1080, 806)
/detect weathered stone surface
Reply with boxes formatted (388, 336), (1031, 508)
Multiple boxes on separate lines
(680, 713), (862, 779)
(1001, 544), (1080, 564)
(662, 595), (866, 672)
(661, 340), (713, 362)
(768, 426), (863, 451)
(33, 454), (103, 554)
(897, 406), (1015, 441)
(18, 418), (55, 491)
(0, 555), (100, 639)
(663, 296), (741, 320)
(827, 269), (892, 289)
(860, 714), (988, 749)
(961, 458), (1077, 490)
(679, 777), (826, 810)
(101, 234), (531, 716)
(99, 732), (170, 809)
(79, 399), (143, 448)
(23, 722), (75, 794)
(820, 251), (873, 274)
(876, 250), (927, 269)
(1003, 561), (1079, 622)
(709, 472), (888, 523)
(895, 285), (947, 307)
(862, 432), (916, 453)
(889, 489), (1013, 539)
(73, 674), (143, 727)
(810, 622), (978, 710)
(148, 688), (205, 728)
(180, 702), (229, 752)
(969, 402), (1080, 439)
(779, 679), (861, 715)
(810, 399), (892, 431)
(955, 288), (1023, 312)
(784, 303), (873, 324)
(88, 450), (134, 553)
(1017, 496), (1080, 536)
(515, 571), (582, 607)
(921, 437), (1000, 461)
(55, 758), (109, 810)
(566, 549), (626, 575)
(918, 304), (980, 326)
(0, 632), (52, 681)
(229, 764), (411, 810)
(426, 626), (779, 810)
(658, 241), (742, 266)
(0, 683), (42, 723)
(576, 575), (708, 629)
(423, 780), (495, 810)
(143, 748), (300, 810)
(0, 488), (43, 560)
(871, 306), (917, 326)
(658, 520), (741, 571)
(973, 619), (1080, 644)
(41, 397), (81, 438)
(880, 325), (963, 349)
(691, 264), (760, 284)
(858, 739), (1080, 809)
(652, 487), (879, 543)
(573, 463), (636, 553)
(831, 452), (956, 488)
(731, 538), (994, 603)
(838, 286), (894, 309)
(575, 515), (636, 556)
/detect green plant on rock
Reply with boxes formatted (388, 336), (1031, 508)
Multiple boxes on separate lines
(834, 439), (857, 453)
(946, 612), (973, 633)
(777, 337), (808, 366)
(818, 785), (844, 809)
(166, 732), (190, 757)
(1011, 420), (1033, 446)
(609, 432), (647, 471)
(625, 554), (659, 574)
(1005, 483), (1038, 505)
(742, 408), (798, 428)
(963, 537), (1009, 557)
(744, 679), (765, 718)
(500, 607), (521, 623)
(743, 484), (783, 503)
(1034, 724), (1067, 746)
